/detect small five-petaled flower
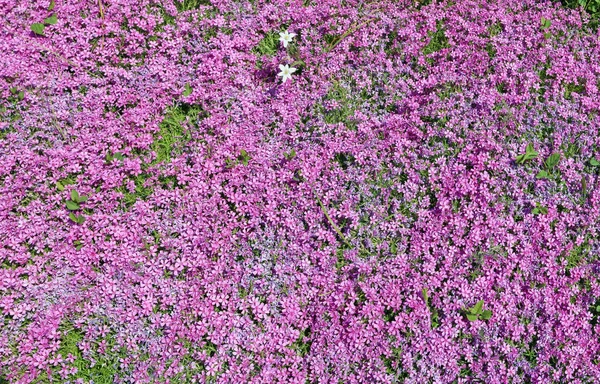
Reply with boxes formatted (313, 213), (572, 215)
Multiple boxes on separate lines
(278, 64), (297, 83)
(278, 30), (296, 48)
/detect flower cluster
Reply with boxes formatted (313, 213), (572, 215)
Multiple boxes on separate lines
(278, 30), (297, 83)
(1, 0), (600, 383)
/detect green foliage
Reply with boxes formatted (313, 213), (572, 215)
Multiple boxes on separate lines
(562, 239), (591, 272)
(44, 15), (58, 25)
(532, 202), (548, 215)
(423, 22), (450, 55)
(590, 298), (600, 329)
(545, 153), (561, 169)
(487, 21), (503, 37)
(182, 84), (193, 97)
(321, 82), (358, 130)
(515, 143), (538, 164)
(30, 13), (58, 36)
(541, 17), (552, 29)
(564, 81), (586, 100)
(283, 148), (296, 160)
(51, 326), (119, 383)
(422, 287), (440, 328)
(237, 149), (250, 166)
(105, 151), (125, 164)
(9, 87), (24, 101)
(66, 200), (80, 210)
(30, 23), (45, 35)
(174, 0), (211, 12)
(464, 300), (492, 321)
(253, 32), (279, 56)
(118, 174), (154, 207)
(153, 103), (200, 163)
(536, 152), (561, 179)
(334, 152), (355, 170)
(66, 189), (88, 223)
(557, 0), (600, 30)
(289, 327), (312, 357)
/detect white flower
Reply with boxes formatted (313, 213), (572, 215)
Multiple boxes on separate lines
(278, 30), (296, 48)
(277, 64), (297, 83)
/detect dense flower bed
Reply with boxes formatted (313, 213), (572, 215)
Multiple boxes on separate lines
(2, 0), (600, 382)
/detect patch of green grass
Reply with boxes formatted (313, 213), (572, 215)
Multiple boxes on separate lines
(31, 325), (121, 383)
(563, 80), (586, 100)
(289, 327), (312, 357)
(485, 42), (497, 59)
(320, 81), (358, 129)
(488, 21), (503, 37)
(423, 21), (450, 55)
(117, 174), (154, 207)
(557, 0), (600, 30)
(381, 345), (408, 380)
(562, 240), (592, 272)
(174, 0), (211, 12)
(253, 32), (279, 56)
(153, 103), (200, 163)
(115, 102), (201, 208)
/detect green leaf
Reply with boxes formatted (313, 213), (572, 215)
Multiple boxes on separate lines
(56, 182), (64, 191)
(48, 0), (55, 10)
(71, 189), (79, 202)
(114, 152), (125, 161)
(183, 84), (193, 97)
(10, 87), (18, 95)
(466, 313), (478, 321)
(536, 170), (548, 179)
(526, 143), (536, 154)
(238, 149), (250, 166)
(431, 309), (440, 328)
(69, 213), (85, 224)
(66, 200), (80, 211)
(590, 158), (600, 166)
(473, 300), (484, 315)
(44, 15), (58, 25)
(77, 195), (88, 203)
(541, 17), (551, 29)
(285, 148), (297, 160)
(225, 157), (236, 169)
(545, 153), (560, 169)
(422, 287), (429, 304)
(30, 23), (45, 35)
(516, 143), (538, 164)
(515, 154), (525, 164)
(481, 310), (493, 320)
(17, 91), (24, 101)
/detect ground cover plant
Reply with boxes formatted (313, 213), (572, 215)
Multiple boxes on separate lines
(1, 0), (600, 382)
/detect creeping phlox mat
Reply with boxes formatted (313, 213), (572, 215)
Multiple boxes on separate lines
(1, 0), (600, 382)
